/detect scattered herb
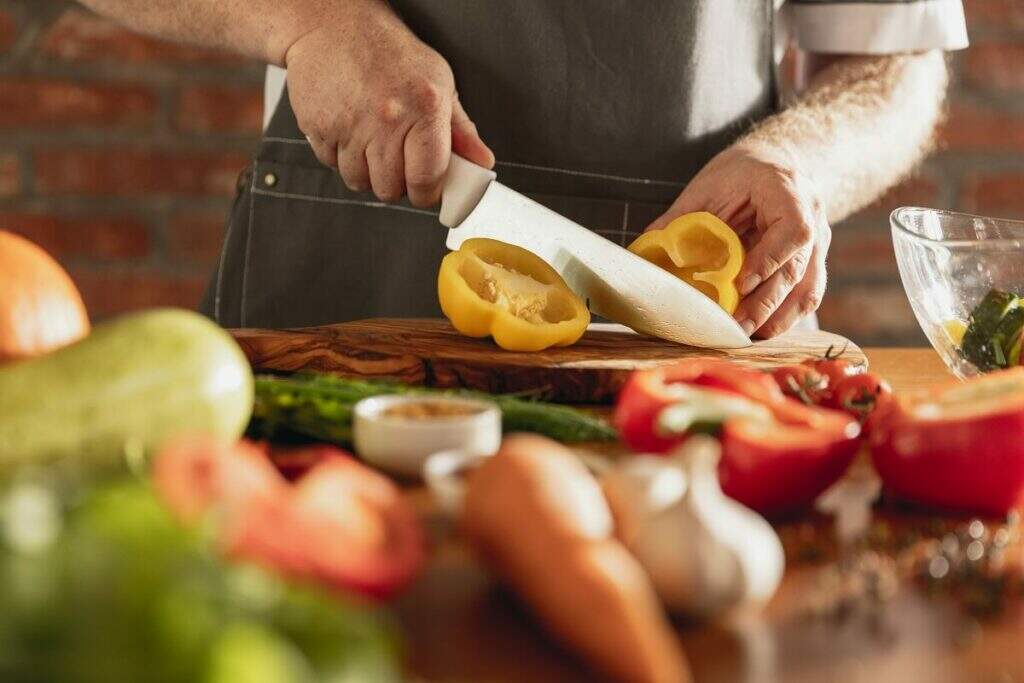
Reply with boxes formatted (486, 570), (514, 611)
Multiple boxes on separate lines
(800, 512), (1024, 621)
(803, 550), (899, 623)
(910, 513), (1023, 616)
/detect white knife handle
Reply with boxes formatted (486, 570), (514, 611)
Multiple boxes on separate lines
(439, 154), (496, 228)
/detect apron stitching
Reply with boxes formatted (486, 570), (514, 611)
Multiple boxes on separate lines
(495, 160), (684, 188)
(263, 136), (312, 145)
(251, 187), (439, 217)
(258, 134), (686, 189)
(619, 203), (630, 246)
(239, 161), (258, 327)
(212, 197), (236, 323)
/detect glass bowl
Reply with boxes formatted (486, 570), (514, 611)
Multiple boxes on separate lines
(891, 207), (1024, 378)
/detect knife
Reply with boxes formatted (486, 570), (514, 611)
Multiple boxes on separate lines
(439, 155), (751, 349)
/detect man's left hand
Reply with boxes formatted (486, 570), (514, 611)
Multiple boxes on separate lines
(645, 141), (831, 339)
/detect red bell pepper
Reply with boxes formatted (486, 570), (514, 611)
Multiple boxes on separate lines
(614, 359), (786, 453)
(719, 406), (862, 514)
(225, 452), (425, 600)
(614, 360), (862, 515)
(869, 367), (1024, 515)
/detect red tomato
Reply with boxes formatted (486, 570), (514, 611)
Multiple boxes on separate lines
(870, 368), (1024, 515)
(802, 345), (865, 389)
(830, 372), (893, 420)
(269, 444), (349, 481)
(154, 439), (425, 600)
(771, 365), (829, 405)
(153, 437), (287, 523)
(226, 453), (425, 600)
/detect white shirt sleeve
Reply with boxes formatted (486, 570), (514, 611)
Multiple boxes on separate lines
(780, 0), (969, 55)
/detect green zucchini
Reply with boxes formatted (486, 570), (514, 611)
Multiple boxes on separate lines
(0, 308), (253, 470)
(961, 289), (1023, 371)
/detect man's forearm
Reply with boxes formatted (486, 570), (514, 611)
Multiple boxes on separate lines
(76, 0), (389, 66)
(741, 51), (949, 223)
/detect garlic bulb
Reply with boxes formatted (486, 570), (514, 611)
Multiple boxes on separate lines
(602, 455), (686, 547)
(602, 436), (785, 619)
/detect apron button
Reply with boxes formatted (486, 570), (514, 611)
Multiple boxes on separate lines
(263, 172), (278, 188)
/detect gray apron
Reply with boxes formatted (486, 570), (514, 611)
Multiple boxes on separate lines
(202, 1), (776, 329)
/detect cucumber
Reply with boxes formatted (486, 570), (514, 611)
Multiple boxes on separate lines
(993, 307), (1024, 368)
(961, 289), (1022, 371)
(0, 308), (253, 470)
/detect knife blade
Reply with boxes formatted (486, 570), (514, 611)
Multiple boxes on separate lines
(439, 155), (751, 349)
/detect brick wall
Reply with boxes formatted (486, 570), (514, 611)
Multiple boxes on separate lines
(0, 0), (264, 318)
(1, 0), (1022, 345)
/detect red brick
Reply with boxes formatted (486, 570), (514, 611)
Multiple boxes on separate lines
(176, 85), (263, 135)
(963, 0), (1024, 30)
(0, 212), (150, 260)
(168, 212), (226, 267)
(41, 9), (242, 65)
(960, 172), (1024, 218)
(938, 104), (1024, 153)
(861, 176), (939, 215)
(962, 44), (1024, 94)
(0, 78), (156, 129)
(0, 153), (18, 196)
(0, 10), (15, 54)
(817, 284), (922, 343)
(34, 148), (247, 198)
(829, 226), (897, 279)
(70, 268), (207, 318)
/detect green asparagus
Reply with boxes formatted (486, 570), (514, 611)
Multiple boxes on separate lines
(250, 373), (618, 444)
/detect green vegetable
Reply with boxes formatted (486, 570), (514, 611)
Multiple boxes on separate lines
(961, 289), (1024, 371)
(251, 373), (617, 444)
(0, 478), (402, 682)
(0, 309), (254, 470)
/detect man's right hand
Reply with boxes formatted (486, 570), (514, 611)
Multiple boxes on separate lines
(284, 2), (494, 207)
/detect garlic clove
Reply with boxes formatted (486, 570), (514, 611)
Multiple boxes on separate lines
(601, 455), (686, 547)
(609, 436), (785, 620)
(680, 436), (785, 609)
(633, 491), (746, 617)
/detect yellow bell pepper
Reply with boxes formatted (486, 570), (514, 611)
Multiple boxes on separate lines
(438, 238), (590, 352)
(943, 319), (968, 346)
(626, 212), (744, 314)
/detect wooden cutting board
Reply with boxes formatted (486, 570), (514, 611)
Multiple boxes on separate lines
(230, 318), (865, 403)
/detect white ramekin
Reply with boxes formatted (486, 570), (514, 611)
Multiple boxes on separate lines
(353, 394), (501, 478)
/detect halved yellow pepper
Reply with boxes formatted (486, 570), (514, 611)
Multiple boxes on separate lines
(626, 212), (744, 314)
(438, 238), (590, 352)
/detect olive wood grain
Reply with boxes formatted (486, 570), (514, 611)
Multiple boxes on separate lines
(229, 318), (865, 403)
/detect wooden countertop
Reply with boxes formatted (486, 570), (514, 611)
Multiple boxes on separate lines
(393, 348), (1024, 683)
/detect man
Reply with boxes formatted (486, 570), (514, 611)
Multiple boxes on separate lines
(79, 0), (967, 337)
